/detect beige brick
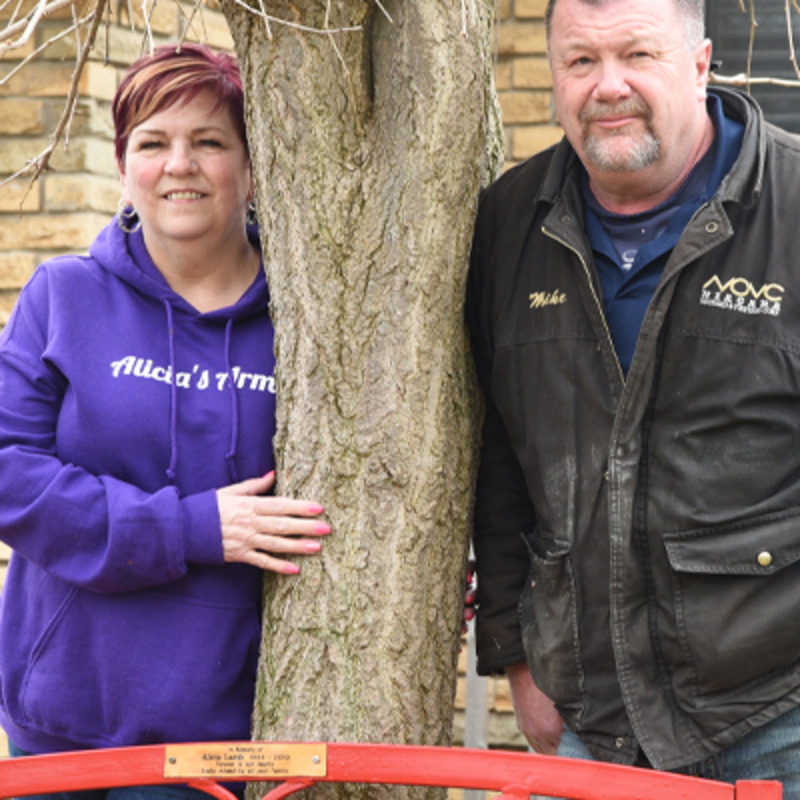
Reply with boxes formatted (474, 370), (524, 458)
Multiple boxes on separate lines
(182, 4), (234, 50)
(121, 0), (180, 36)
(514, 0), (547, 19)
(511, 124), (563, 159)
(491, 676), (514, 713)
(498, 21), (546, 56)
(0, 251), (37, 289)
(0, 212), (110, 250)
(0, 60), (117, 101)
(45, 174), (120, 213)
(0, 98), (44, 135)
(499, 90), (551, 124)
(458, 644), (468, 674)
(512, 56), (552, 89)
(0, 138), (117, 176)
(455, 675), (467, 710)
(497, 0), (512, 22)
(495, 60), (512, 91)
(0, 542), (11, 560)
(64, 98), (115, 139)
(0, 177), (41, 213)
(0, 290), (20, 326)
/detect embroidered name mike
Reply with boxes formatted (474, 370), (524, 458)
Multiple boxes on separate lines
(700, 276), (784, 317)
(530, 290), (567, 309)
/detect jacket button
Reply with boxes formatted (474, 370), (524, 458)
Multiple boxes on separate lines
(757, 551), (773, 567)
(615, 737), (625, 749)
(705, 221), (719, 234)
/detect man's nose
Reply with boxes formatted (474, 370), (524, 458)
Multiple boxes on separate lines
(592, 60), (632, 101)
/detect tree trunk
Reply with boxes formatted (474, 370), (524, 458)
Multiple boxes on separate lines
(222, 0), (502, 794)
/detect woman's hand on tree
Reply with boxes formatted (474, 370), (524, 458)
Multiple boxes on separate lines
(217, 471), (329, 574)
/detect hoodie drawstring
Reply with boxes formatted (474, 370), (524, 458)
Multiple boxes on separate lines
(161, 304), (240, 485)
(163, 299), (179, 484)
(224, 318), (240, 484)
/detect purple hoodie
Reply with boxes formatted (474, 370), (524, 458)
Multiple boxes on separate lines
(0, 219), (275, 753)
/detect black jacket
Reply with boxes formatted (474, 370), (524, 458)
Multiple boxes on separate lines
(467, 87), (800, 770)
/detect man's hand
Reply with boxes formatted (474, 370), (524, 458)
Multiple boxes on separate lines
(505, 661), (564, 754)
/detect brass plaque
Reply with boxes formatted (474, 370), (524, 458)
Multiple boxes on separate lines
(164, 743), (328, 779)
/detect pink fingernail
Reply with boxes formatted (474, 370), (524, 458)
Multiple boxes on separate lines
(307, 503), (324, 515)
(285, 563), (300, 575)
(305, 542), (322, 553)
(314, 522), (331, 535)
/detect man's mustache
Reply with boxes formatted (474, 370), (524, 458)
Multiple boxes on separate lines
(579, 97), (652, 125)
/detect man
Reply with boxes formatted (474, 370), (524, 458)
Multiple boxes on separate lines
(467, 0), (800, 792)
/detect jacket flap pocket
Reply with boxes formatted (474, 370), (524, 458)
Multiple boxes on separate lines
(664, 509), (800, 576)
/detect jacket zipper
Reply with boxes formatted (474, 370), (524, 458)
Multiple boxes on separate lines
(543, 226), (625, 386)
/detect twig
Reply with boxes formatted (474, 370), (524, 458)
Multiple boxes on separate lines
(372, 0), (392, 24)
(711, 72), (800, 87)
(20, 0), (109, 196)
(0, 0), (80, 52)
(0, 12), (92, 88)
(225, 0), (362, 36)
(786, 0), (800, 81)
(746, 0), (757, 93)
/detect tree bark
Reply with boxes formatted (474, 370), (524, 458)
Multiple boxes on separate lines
(222, 0), (502, 794)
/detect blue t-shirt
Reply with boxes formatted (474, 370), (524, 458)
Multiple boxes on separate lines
(582, 95), (744, 375)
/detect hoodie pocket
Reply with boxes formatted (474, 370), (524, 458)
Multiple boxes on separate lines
(20, 583), (261, 746)
(664, 508), (800, 699)
(518, 535), (586, 722)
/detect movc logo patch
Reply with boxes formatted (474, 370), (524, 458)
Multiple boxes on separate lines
(700, 275), (783, 317)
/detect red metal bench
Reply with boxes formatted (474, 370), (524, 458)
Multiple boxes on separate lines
(0, 742), (783, 800)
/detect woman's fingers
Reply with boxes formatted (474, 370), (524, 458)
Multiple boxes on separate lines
(217, 484), (329, 574)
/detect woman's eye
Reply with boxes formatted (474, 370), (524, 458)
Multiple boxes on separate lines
(199, 139), (223, 148)
(138, 140), (163, 150)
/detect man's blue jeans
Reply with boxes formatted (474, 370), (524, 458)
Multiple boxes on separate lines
(558, 704), (800, 799)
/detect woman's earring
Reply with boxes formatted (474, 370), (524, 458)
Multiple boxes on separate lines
(246, 199), (258, 227)
(117, 198), (141, 234)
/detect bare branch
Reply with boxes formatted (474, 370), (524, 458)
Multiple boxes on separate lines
(0, 0), (81, 53)
(224, 0), (362, 36)
(712, 72), (800, 87)
(784, 0), (800, 81)
(0, 12), (92, 88)
(17, 0), (109, 198)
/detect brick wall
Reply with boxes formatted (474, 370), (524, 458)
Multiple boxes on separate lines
(0, 0), (560, 758)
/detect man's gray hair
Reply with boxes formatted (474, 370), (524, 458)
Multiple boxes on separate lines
(544, 0), (705, 48)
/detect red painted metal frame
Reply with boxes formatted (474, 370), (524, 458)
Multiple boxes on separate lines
(0, 743), (783, 800)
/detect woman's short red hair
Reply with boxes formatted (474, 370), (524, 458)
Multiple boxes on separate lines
(113, 42), (247, 165)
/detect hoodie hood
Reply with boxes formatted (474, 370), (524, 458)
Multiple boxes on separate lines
(89, 220), (271, 484)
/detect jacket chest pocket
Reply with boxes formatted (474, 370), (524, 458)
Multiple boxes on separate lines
(663, 509), (800, 701)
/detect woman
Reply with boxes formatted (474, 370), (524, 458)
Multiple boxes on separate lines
(0, 43), (328, 797)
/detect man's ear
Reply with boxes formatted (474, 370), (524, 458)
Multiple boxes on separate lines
(696, 38), (713, 98)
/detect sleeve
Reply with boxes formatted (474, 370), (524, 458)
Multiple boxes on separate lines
(466, 189), (538, 676)
(0, 273), (225, 595)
